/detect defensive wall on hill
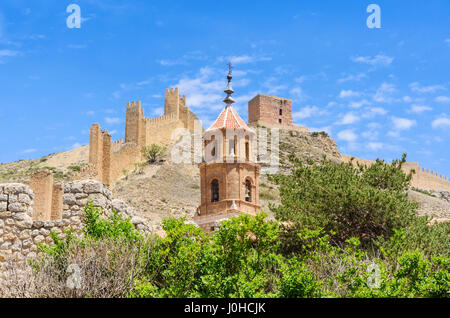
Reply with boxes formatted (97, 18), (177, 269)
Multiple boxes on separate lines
(341, 155), (450, 192)
(77, 88), (201, 186)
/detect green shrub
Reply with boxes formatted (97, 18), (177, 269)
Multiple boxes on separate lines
(142, 144), (166, 164)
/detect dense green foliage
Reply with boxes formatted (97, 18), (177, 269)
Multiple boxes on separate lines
(31, 155), (449, 298)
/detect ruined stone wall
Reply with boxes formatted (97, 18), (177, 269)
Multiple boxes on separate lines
(88, 124), (112, 185)
(341, 155), (450, 192)
(0, 180), (151, 271)
(29, 170), (63, 221)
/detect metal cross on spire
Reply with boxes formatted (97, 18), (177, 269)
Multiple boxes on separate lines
(223, 61), (235, 107)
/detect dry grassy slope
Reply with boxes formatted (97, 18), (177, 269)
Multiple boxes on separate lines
(0, 146), (89, 184)
(407, 189), (450, 220)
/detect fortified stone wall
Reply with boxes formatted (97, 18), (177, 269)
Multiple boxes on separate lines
(110, 142), (142, 182)
(84, 87), (202, 186)
(341, 155), (450, 192)
(0, 179), (151, 271)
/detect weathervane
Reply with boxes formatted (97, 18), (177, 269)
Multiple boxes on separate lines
(227, 61), (233, 79)
(223, 61), (235, 107)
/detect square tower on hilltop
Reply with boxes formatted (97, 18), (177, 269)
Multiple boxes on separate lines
(248, 94), (293, 127)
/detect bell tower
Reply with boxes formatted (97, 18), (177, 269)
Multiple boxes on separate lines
(194, 64), (261, 231)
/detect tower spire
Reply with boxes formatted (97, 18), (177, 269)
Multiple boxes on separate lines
(223, 62), (235, 108)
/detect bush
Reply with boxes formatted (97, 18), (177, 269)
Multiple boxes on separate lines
(142, 144), (166, 164)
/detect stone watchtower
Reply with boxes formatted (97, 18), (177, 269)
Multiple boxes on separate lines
(194, 65), (261, 231)
(248, 94), (293, 127)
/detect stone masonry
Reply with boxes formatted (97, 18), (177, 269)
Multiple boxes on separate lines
(0, 179), (151, 272)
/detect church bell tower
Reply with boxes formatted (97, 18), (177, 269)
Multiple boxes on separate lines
(194, 64), (261, 231)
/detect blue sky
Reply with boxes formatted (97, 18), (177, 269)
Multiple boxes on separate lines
(0, 0), (449, 176)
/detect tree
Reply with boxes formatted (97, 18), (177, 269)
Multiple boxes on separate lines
(269, 154), (418, 250)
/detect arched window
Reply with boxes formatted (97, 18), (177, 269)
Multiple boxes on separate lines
(211, 179), (219, 202)
(245, 179), (252, 202)
(245, 141), (250, 161)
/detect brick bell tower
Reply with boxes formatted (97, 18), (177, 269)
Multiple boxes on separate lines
(194, 64), (261, 231)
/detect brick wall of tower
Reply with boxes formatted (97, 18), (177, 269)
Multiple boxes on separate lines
(248, 94), (293, 127)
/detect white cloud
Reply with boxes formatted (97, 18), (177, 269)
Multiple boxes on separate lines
(337, 73), (366, 83)
(409, 82), (445, 94)
(0, 49), (20, 57)
(349, 99), (370, 108)
(289, 87), (307, 102)
(150, 107), (164, 116)
(445, 39), (450, 45)
(339, 112), (360, 125)
(338, 129), (358, 142)
(351, 54), (394, 67)
(217, 55), (271, 64)
(295, 75), (308, 84)
(173, 67), (223, 111)
(391, 117), (416, 130)
(362, 129), (379, 141)
(367, 142), (383, 151)
(292, 105), (322, 120)
(86, 110), (95, 116)
(0, 49), (21, 63)
(67, 44), (87, 49)
(71, 143), (82, 149)
(261, 77), (288, 95)
(403, 96), (412, 103)
(22, 148), (37, 154)
(409, 105), (432, 114)
(157, 51), (207, 66)
(435, 96), (450, 103)
(339, 90), (360, 98)
(373, 83), (396, 103)
(105, 117), (121, 124)
(363, 107), (387, 118)
(432, 115), (450, 129)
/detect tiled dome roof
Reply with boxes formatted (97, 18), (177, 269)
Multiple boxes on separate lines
(206, 106), (251, 131)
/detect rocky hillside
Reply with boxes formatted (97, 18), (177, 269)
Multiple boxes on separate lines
(0, 146), (89, 184)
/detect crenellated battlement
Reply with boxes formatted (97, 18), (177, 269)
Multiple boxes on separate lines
(84, 87), (202, 186)
(145, 113), (178, 126)
(341, 155), (450, 192)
